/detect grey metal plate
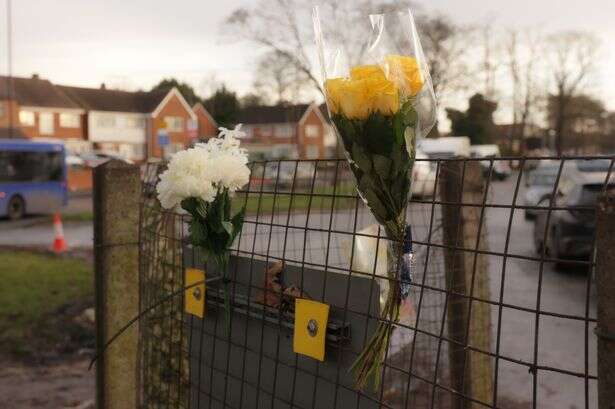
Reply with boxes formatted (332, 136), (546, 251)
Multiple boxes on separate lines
(185, 253), (382, 409)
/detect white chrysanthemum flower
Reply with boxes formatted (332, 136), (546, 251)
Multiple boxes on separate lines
(156, 124), (250, 209)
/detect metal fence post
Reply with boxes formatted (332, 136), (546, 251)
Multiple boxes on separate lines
(94, 160), (141, 409)
(596, 190), (615, 409)
(440, 160), (493, 409)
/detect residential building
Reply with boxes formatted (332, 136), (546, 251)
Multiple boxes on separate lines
(0, 75), (87, 152)
(192, 102), (218, 140)
(60, 85), (197, 160)
(148, 88), (197, 159)
(236, 103), (335, 160)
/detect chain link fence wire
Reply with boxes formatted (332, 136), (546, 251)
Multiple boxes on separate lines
(136, 156), (614, 409)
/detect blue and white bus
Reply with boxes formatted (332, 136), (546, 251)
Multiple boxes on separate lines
(0, 139), (68, 220)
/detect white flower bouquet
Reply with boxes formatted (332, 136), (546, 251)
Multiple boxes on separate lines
(157, 125), (250, 333)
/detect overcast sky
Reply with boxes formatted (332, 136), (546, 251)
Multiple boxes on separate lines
(1, 0), (614, 113)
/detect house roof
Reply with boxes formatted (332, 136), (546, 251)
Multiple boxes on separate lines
(237, 104), (311, 125)
(0, 75), (81, 109)
(193, 102), (218, 127)
(58, 85), (168, 113)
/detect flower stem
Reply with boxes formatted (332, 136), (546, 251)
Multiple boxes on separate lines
(215, 252), (231, 337)
(350, 222), (404, 390)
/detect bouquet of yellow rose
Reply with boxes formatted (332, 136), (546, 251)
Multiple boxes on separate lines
(314, 8), (436, 389)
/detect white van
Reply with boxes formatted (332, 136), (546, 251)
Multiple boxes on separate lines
(411, 149), (437, 198)
(417, 136), (471, 159)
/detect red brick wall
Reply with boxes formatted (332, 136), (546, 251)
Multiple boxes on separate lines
(149, 93), (195, 158)
(67, 166), (93, 192)
(195, 106), (217, 139)
(246, 124), (297, 146)
(0, 100), (86, 140)
(0, 100), (20, 130)
(298, 107), (326, 159)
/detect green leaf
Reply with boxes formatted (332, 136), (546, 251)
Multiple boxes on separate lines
(352, 143), (372, 172)
(221, 221), (233, 236)
(372, 155), (392, 180)
(196, 199), (208, 219)
(189, 220), (207, 247)
(180, 197), (198, 215)
(332, 116), (356, 151)
(358, 174), (389, 223)
(404, 128), (416, 157)
(401, 102), (418, 126)
(223, 190), (231, 219)
(393, 114), (405, 146)
(363, 113), (394, 155)
(230, 208), (245, 244)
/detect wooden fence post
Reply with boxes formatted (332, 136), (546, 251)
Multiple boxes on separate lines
(596, 190), (615, 409)
(440, 160), (493, 409)
(94, 160), (141, 409)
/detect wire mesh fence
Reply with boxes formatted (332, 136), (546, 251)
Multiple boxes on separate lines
(136, 155), (614, 409)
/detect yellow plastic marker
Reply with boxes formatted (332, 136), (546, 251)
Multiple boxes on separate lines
(185, 268), (205, 318)
(293, 298), (330, 361)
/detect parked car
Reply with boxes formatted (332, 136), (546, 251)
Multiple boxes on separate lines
(79, 151), (133, 167)
(533, 171), (614, 266)
(523, 164), (560, 220)
(66, 154), (85, 167)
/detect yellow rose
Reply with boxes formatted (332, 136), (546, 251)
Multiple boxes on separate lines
(337, 79), (371, 119)
(364, 76), (399, 117)
(324, 78), (346, 115)
(384, 55), (424, 97)
(350, 65), (386, 81)
(325, 73), (399, 120)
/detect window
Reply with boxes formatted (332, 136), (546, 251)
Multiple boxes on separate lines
(305, 145), (320, 159)
(97, 115), (116, 128)
(39, 112), (54, 135)
(275, 124), (294, 138)
(126, 117), (145, 129)
(164, 116), (184, 132)
(0, 102), (5, 118)
(19, 110), (35, 126)
(305, 124), (319, 138)
(59, 113), (80, 128)
(258, 125), (272, 137)
(0, 151), (63, 183)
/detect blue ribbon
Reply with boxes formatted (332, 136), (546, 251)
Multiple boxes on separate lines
(400, 225), (413, 299)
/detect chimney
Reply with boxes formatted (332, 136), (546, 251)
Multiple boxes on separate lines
(100, 83), (106, 90)
(31, 73), (39, 80)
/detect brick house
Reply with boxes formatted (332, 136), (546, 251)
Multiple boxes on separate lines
(60, 85), (196, 160)
(148, 88), (197, 159)
(192, 102), (218, 140)
(0, 75), (87, 152)
(237, 103), (335, 160)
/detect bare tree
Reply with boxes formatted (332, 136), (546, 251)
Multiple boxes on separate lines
(223, 0), (413, 99)
(479, 22), (502, 101)
(416, 13), (472, 135)
(505, 29), (541, 153)
(545, 31), (600, 154)
(253, 50), (311, 104)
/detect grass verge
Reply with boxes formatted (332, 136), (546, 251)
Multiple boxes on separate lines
(0, 250), (93, 359)
(232, 182), (359, 214)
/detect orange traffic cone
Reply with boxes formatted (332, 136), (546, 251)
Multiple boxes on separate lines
(52, 213), (68, 253)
